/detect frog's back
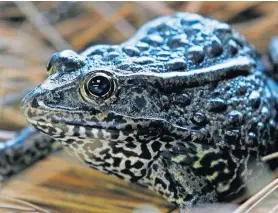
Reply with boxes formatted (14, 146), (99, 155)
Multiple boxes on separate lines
(82, 12), (256, 76)
(80, 12), (278, 158)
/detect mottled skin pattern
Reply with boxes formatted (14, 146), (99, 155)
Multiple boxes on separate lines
(18, 12), (278, 212)
(0, 127), (57, 179)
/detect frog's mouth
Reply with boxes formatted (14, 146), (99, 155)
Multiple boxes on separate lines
(21, 90), (146, 140)
(22, 89), (186, 142)
(28, 119), (135, 141)
(24, 107), (164, 142)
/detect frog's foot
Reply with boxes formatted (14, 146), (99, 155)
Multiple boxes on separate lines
(0, 126), (60, 182)
(265, 37), (278, 80)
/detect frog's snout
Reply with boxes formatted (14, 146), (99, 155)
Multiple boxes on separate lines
(21, 88), (41, 120)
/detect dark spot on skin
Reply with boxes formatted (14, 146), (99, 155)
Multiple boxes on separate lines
(151, 141), (162, 152)
(166, 58), (187, 71)
(116, 63), (131, 70)
(73, 126), (80, 137)
(85, 127), (93, 137)
(135, 42), (149, 51)
(160, 136), (175, 142)
(157, 51), (171, 57)
(122, 46), (140, 56)
(99, 148), (110, 155)
(30, 98), (39, 108)
(206, 98), (227, 112)
(152, 163), (159, 171)
(97, 130), (104, 138)
(76, 140), (84, 145)
(205, 37), (223, 58)
(180, 17), (200, 25)
(133, 161), (144, 169)
(141, 34), (164, 46)
(111, 131), (120, 140)
(125, 137), (134, 142)
(227, 110), (243, 125)
(215, 23), (231, 33)
(47, 126), (60, 136)
(225, 129), (240, 144)
(185, 46), (204, 63)
(134, 96), (147, 108)
(154, 176), (168, 190)
(106, 52), (120, 60)
(176, 117), (186, 126)
(156, 22), (174, 32)
(134, 57), (154, 65)
(113, 146), (137, 158)
(161, 151), (172, 159)
(167, 34), (188, 48)
(88, 48), (105, 56)
(174, 93), (191, 106)
(192, 112), (207, 126)
(227, 39), (238, 56)
(65, 139), (75, 144)
(113, 157), (122, 168)
(237, 82), (248, 95)
(126, 142), (136, 149)
(139, 143), (152, 159)
(160, 95), (170, 107)
(107, 46), (119, 52)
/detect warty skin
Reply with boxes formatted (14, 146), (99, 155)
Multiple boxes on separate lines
(20, 12), (278, 212)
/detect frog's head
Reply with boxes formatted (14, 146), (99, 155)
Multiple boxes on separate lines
(21, 49), (171, 144)
(22, 13), (256, 146)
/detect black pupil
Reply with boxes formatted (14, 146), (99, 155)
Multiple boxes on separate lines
(87, 75), (111, 97)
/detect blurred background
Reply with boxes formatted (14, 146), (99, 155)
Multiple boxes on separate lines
(0, 1), (278, 213)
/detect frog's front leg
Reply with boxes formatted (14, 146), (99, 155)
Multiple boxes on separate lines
(142, 140), (272, 212)
(141, 142), (218, 211)
(0, 126), (59, 181)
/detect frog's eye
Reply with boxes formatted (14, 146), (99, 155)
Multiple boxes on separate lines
(82, 72), (117, 100)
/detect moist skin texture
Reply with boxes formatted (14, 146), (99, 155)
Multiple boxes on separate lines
(21, 12), (278, 211)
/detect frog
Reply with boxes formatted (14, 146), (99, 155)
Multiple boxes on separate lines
(3, 12), (278, 212)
